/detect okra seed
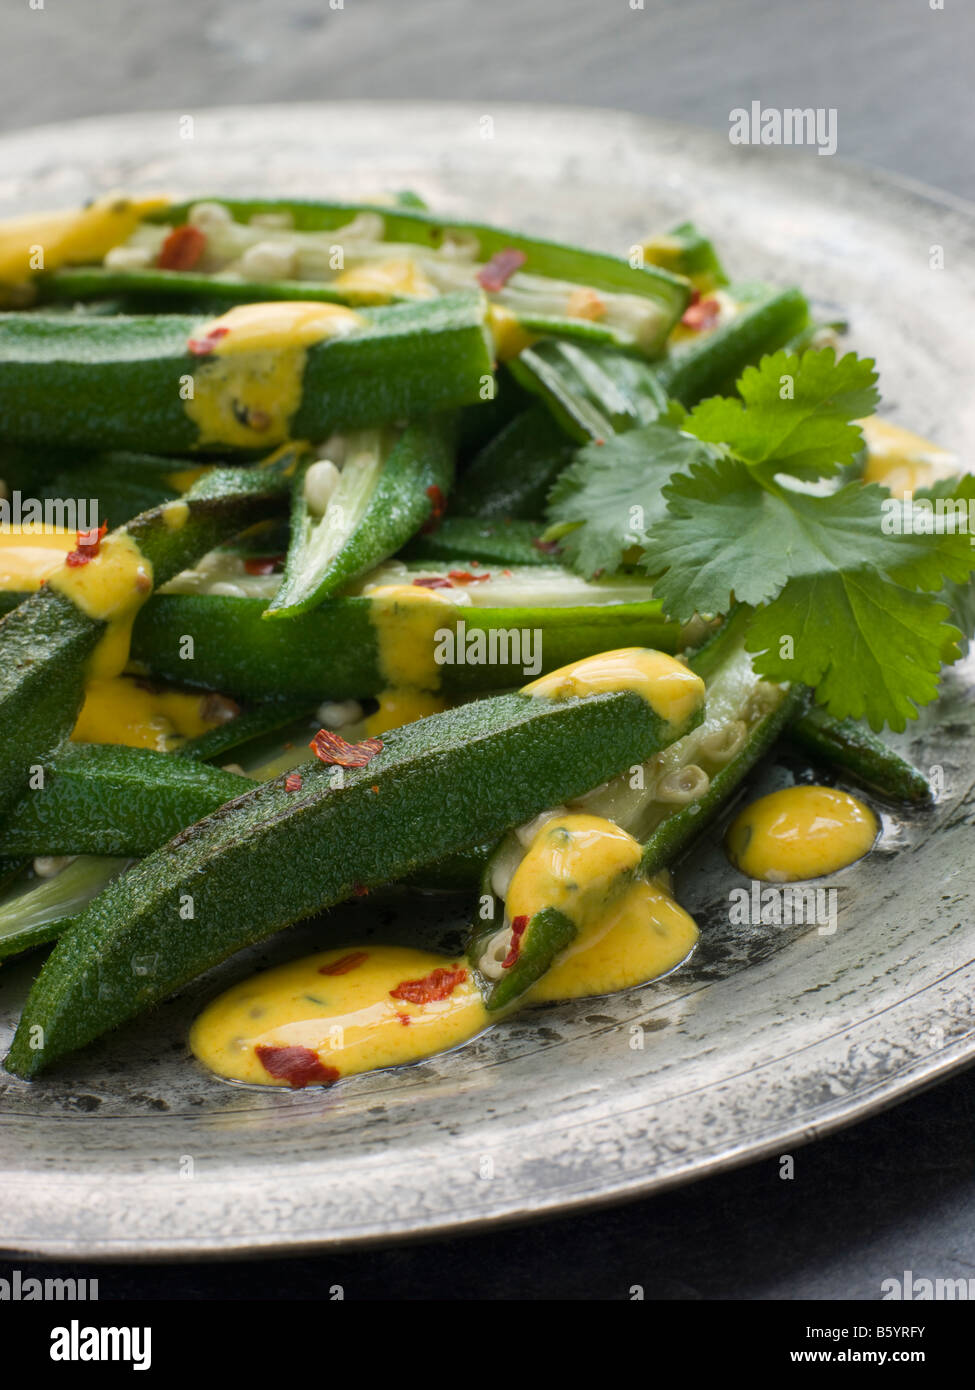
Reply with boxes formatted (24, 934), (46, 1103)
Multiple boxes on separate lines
(304, 459), (341, 514)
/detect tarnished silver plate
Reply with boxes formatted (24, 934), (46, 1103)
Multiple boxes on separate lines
(0, 103), (973, 1259)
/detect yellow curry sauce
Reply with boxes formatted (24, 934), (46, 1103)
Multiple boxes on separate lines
(523, 647), (706, 725)
(0, 528), (232, 749)
(0, 193), (169, 288)
(71, 675), (231, 752)
(726, 785), (878, 882)
(46, 531), (153, 681)
(859, 416), (958, 498)
(192, 809), (700, 1089)
(0, 527), (74, 590)
(361, 582), (458, 735)
(183, 302), (364, 448)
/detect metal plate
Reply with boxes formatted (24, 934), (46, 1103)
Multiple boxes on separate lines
(0, 103), (973, 1259)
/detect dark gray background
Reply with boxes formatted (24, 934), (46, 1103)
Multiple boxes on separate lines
(1, 0), (973, 1301)
(1, 0), (971, 201)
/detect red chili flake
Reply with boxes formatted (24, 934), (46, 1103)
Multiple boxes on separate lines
(412, 575), (454, 589)
(531, 537), (560, 555)
(680, 296), (721, 331)
(502, 916), (529, 970)
(243, 555), (286, 576)
(352, 883), (369, 897)
(65, 520), (108, 568)
(422, 483), (446, 534)
(397, 1012), (412, 1027)
(447, 569), (491, 585)
(371, 785), (379, 794)
(188, 324), (230, 356)
(501, 568), (512, 577)
(389, 966), (468, 1005)
(284, 773), (303, 792)
(476, 247), (527, 292)
(319, 951), (369, 976)
(255, 1044), (339, 1089)
(158, 224), (207, 271)
(309, 729), (383, 768)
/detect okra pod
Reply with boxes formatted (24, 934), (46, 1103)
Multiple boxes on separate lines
(0, 744), (252, 858)
(655, 283), (809, 405)
(789, 704), (932, 804)
(642, 221), (729, 293)
(38, 195), (689, 356)
(468, 612), (800, 1008)
(181, 696), (314, 762)
(451, 406), (575, 520)
(0, 449), (300, 822)
(402, 518), (550, 568)
(510, 285), (809, 444)
(7, 675), (703, 1075)
(509, 338), (672, 443)
(0, 856), (129, 964)
(131, 566), (680, 700)
(266, 416), (456, 615)
(0, 292), (493, 453)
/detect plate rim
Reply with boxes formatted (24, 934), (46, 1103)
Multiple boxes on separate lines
(1, 98), (974, 1260)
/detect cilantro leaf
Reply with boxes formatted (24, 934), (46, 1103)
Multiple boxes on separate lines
(940, 577), (975, 655)
(541, 343), (969, 730)
(650, 463), (975, 622)
(745, 572), (960, 732)
(545, 423), (709, 578)
(684, 348), (879, 481)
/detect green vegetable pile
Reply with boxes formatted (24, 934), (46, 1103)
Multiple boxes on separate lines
(0, 193), (966, 1078)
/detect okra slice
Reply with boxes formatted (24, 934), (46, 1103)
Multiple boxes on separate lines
(132, 563), (680, 699)
(468, 613), (800, 1009)
(7, 672), (704, 1076)
(511, 286), (809, 443)
(789, 705), (932, 804)
(0, 744), (252, 857)
(0, 292), (492, 453)
(509, 338), (673, 444)
(37, 196), (689, 356)
(265, 415), (456, 615)
(0, 856), (130, 964)
(0, 449), (300, 822)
